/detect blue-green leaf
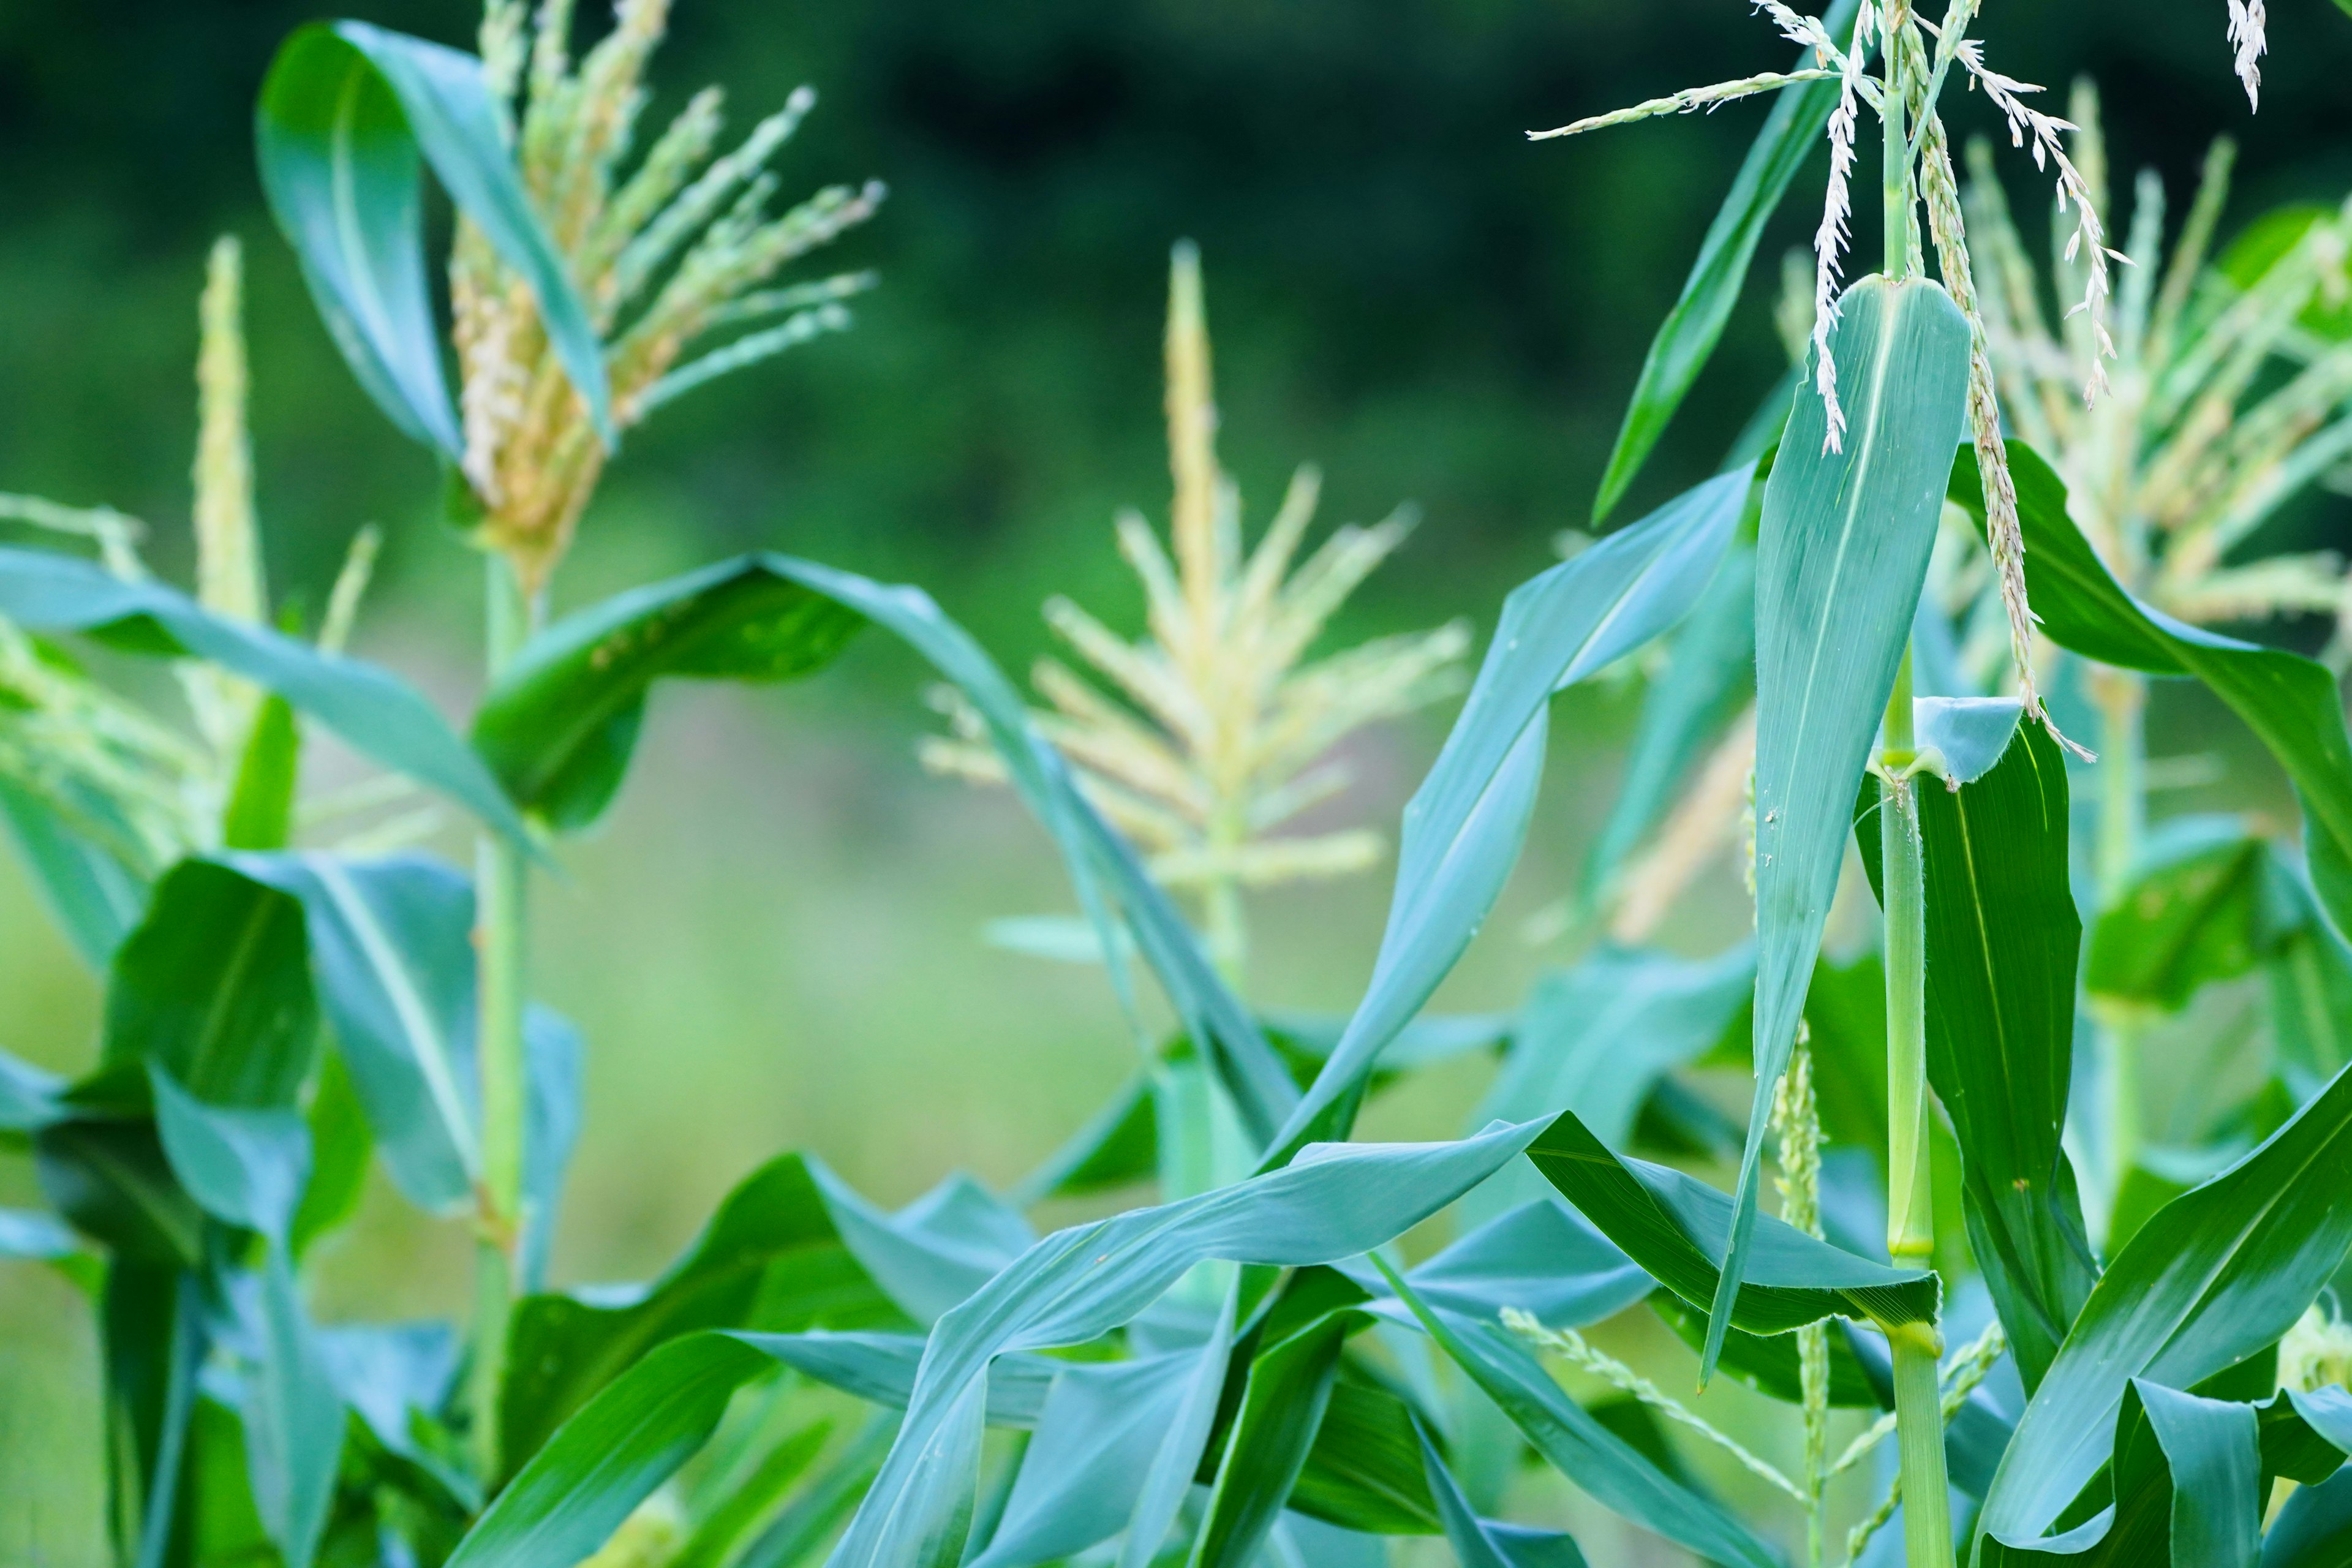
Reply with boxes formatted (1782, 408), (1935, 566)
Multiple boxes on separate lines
(1525, 1108), (1936, 1333)
(1267, 467), (1752, 1165)
(1414, 1419), (1589, 1568)
(0, 547), (526, 839)
(1853, 712), (2096, 1391)
(1378, 1262), (1777, 1568)
(1950, 440), (2352, 940)
(1717, 272), (1972, 1377)
(1589, 0), (1860, 523)
(255, 21), (612, 456)
(0, 775), (148, 968)
(1979, 1060), (2352, 1548)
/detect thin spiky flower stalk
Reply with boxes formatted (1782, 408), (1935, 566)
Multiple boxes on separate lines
(1773, 1041), (1831, 1568)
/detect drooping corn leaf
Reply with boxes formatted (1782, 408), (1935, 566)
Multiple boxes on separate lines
(1377, 1262), (1779, 1568)
(1525, 1108), (1936, 1334)
(1363, 1198), (1653, 1332)
(497, 1154), (1020, 1474)
(0, 547), (526, 839)
(1717, 272), (1972, 1378)
(1950, 440), (2352, 939)
(1589, 0), (1860, 522)
(1978, 1058), (2352, 1548)
(1852, 712), (2096, 1392)
(1575, 537), (1755, 921)
(255, 21), (612, 456)
(470, 558), (867, 831)
(1414, 1419), (1589, 1568)
(450, 1125), (1540, 1568)
(1265, 466), (1753, 1167)
(1980, 1380), (2262, 1566)
(536, 554), (1296, 1148)
(824, 1120), (1548, 1568)
(33, 1120), (204, 1266)
(1649, 1295), (1886, 1408)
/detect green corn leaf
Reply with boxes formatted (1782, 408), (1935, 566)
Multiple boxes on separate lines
(97, 1264), (206, 1568)
(450, 1332), (786, 1568)
(1978, 1058), (2352, 1548)
(146, 1069), (342, 1568)
(2086, 820), (2298, 1011)
(1589, 0), (1859, 522)
(1189, 1275), (1370, 1568)
(222, 696), (301, 851)
(1719, 272), (1972, 1378)
(498, 1154), (1018, 1474)
(818, 1121), (1546, 1568)
(226, 853), (478, 1212)
(739, 1331), (1057, 1427)
(2267, 904), (2352, 1104)
(1286, 1379), (1441, 1536)
(0, 1207), (80, 1261)
(2265, 1468), (2352, 1566)
(1649, 1295), (1887, 1408)
(1981, 1380), (2262, 1566)
(1852, 710), (2097, 1392)
(1376, 1261), (1779, 1568)
(0, 775), (149, 967)
(0, 546), (527, 840)
(1413, 1419), (1588, 1567)
(1949, 440), (2352, 939)
(32, 1120), (205, 1266)
(104, 861), (318, 1110)
(255, 21), (612, 456)
(954, 1351), (1204, 1567)
(1115, 1284), (1238, 1568)
(1524, 1108), (1936, 1333)
(1576, 538), (1755, 918)
(1265, 466), (1752, 1166)
(148, 1068), (308, 1244)
(484, 553), (1297, 1147)
(1369, 1198), (1653, 1332)
(470, 557), (867, 831)
(289, 1049), (371, 1261)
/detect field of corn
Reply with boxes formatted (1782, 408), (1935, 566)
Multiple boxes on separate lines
(6, 2), (2352, 1566)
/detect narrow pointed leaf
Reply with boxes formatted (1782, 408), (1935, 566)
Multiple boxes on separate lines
(1950, 440), (2352, 938)
(826, 1121), (1547, 1568)
(515, 554), (1292, 1145)
(961, 1351), (1203, 1567)
(1115, 1285), (1238, 1568)
(1267, 467), (1752, 1166)
(1414, 1419), (1589, 1568)
(227, 853), (480, 1212)
(1525, 1108), (1935, 1332)
(1978, 1059), (2352, 1547)
(1190, 1284), (1366, 1568)
(1590, 0), (1859, 522)
(1719, 273), (1972, 1376)
(256, 21), (612, 455)
(735, 1331), (1057, 1428)
(0, 548), (526, 838)
(1379, 1263), (1778, 1568)
(1853, 714), (2097, 1391)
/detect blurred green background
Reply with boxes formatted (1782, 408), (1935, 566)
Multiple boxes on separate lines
(3, 0), (2351, 1559)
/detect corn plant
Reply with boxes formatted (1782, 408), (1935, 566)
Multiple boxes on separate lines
(9, 2), (2352, 1568)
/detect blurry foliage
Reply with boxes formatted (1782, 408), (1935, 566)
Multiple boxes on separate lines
(4, 0), (2351, 668)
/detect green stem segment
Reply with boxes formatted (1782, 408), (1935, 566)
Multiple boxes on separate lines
(1882, 0), (1914, 283)
(469, 553), (537, 1479)
(1890, 1321), (1955, 1566)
